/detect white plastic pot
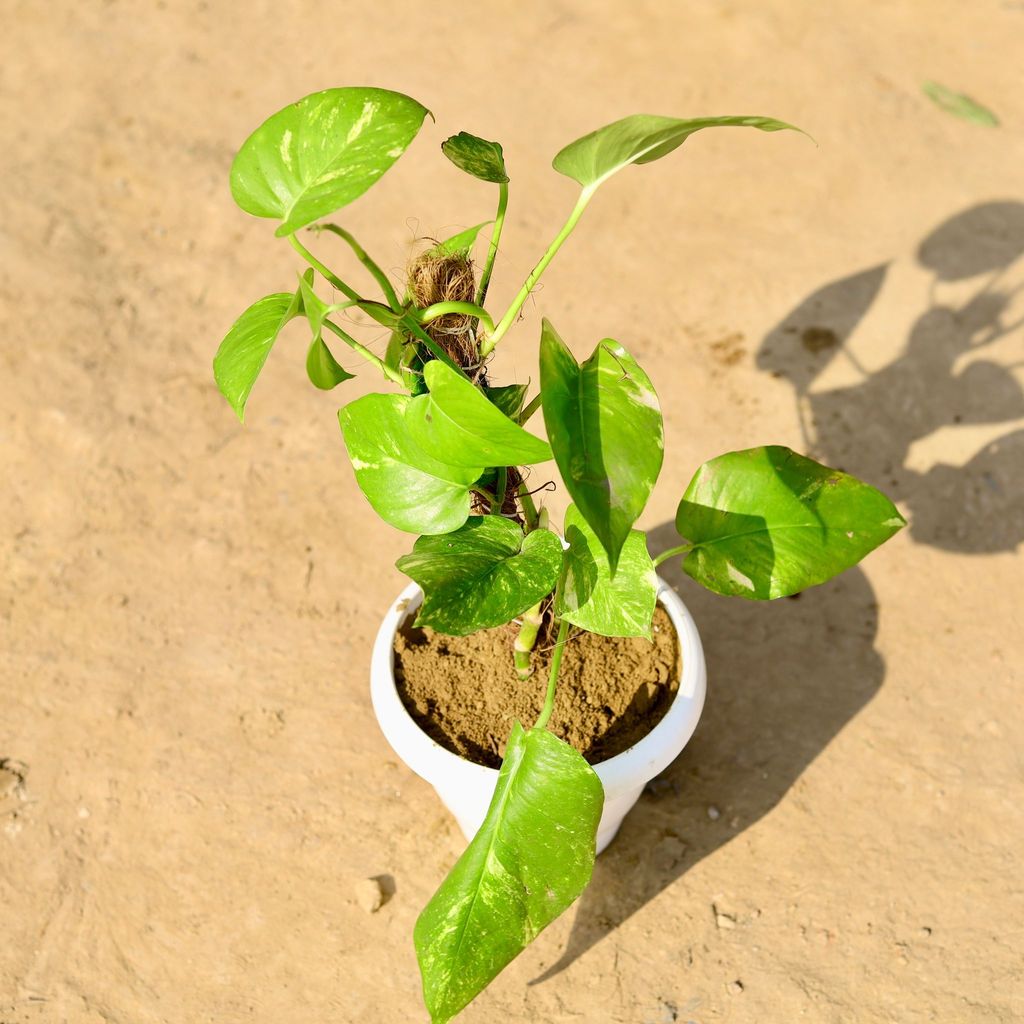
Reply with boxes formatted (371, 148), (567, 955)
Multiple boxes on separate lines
(370, 577), (706, 854)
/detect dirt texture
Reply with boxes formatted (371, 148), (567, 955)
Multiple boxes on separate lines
(395, 606), (679, 767)
(3, 2), (1023, 1023)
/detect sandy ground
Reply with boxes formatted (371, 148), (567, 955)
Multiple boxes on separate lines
(2, 1), (1023, 1021)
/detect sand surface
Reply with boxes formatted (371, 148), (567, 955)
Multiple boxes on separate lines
(2, 2), (1022, 1021)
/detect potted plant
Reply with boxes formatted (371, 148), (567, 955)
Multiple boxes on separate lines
(212, 88), (904, 1023)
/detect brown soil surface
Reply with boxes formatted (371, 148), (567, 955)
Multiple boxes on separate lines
(3, 3), (1023, 1023)
(395, 606), (679, 767)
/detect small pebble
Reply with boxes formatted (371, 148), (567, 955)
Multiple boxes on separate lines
(727, 980), (744, 995)
(715, 912), (736, 930)
(355, 877), (385, 913)
(707, 805), (721, 821)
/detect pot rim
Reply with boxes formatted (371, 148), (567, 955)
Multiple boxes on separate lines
(370, 576), (707, 797)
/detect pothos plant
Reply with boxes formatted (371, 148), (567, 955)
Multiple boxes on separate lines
(213, 88), (905, 1022)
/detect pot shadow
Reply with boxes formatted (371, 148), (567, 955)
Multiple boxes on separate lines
(535, 542), (884, 982)
(536, 200), (1024, 981)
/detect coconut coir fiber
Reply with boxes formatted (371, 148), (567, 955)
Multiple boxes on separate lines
(394, 606), (679, 768)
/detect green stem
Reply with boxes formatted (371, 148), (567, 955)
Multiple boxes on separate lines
(473, 484), (498, 505)
(514, 600), (545, 680)
(414, 301), (495, 335)
(287, 235), (362, 303)
(313, 224), (402, 311)
(482, 189), (594, 356)
(517, 392), (543, 425)
(493, 467), (508, 513)
(398, 314), (469, 378)
(653, 542), (694, 567)
(517, 482), (539, 532)
(322, 319), (404, 387)
(476, 181), (508, 307)
(535, 618), (570, 730)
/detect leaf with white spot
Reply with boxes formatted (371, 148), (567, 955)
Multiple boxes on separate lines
(415, 722), (602, 1024)
(230, 87), (430, 236)
(553, 113), (804, 194)
(213, 288), (302, 421)
(441, 131), (509, 183)
(555, 505), (657, 638)
(396, 517), (562, 635)
(539, 320), (663, 571)
(672, 446), (906, 599)
(339, 394), (482, 535)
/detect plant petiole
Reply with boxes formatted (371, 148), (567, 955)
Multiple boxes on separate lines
(472, 484), (498, 505)
(287, 234), (362, 303)
(534, 617), (570, 730)
(398, 314), (471, 379)
(493, 467), (508, 513)
(313, 224), (402, 311)
(483, 188), (594, 355)
(653, 542), (694, 567)
(517, 392), (543, 425)
(476, 181), (508, 307)
(414, 301), (495, 335)
(322, 318), (405, 387)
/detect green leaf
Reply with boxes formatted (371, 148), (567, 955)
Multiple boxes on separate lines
(230, 87), (430, 237)
(396, 517), (562, 634)
(441, 131), (509, 183)
(553, 113), (803, 193)
(673, 446), (906, 599)
(408, 360), (553, 469)
(415, 722), (602, 1023)
(305, 336), (354, 389)
(426, 221), (493, 259)
(339, 394), (482, 535)
(213, 290), (301, 421)
(923, 81), (999, 127)
(296, 273), (356, 389)
(484, 383), (528, 420)
(384, 329), (419, 389)
(555, 505), (657, 638)
(539, 320), (663, 571)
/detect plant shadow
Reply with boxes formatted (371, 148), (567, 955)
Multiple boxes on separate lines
(536, 200), (1024, 980)
(758, 200), (1024, 554)
(534, 547), (884, 982)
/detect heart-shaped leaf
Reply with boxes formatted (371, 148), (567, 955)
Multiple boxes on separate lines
(408, 360), (552, 469)
(213, 289), (301, 421)
(339, 394), (482, 535)
(441, 131), (509, 183)
(539, 320), (663, 570)
(555, 505), (657, 638)
(415, 722), (602, 1023)
(673, 446), (906, 599)
(553, 113), (802, 194)
(230, 87), (430, 237)
(396, 517), (562, 634)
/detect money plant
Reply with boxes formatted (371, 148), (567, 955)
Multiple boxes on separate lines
(213, 88), (905, 1022)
